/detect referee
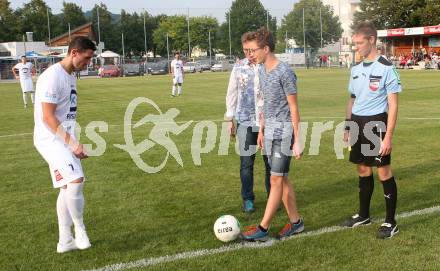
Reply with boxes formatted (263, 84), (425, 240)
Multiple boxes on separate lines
(342, 22), (402, 239)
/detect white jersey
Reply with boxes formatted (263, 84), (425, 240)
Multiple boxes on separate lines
(15, 62), (33, 80)
(171, 59), (183, 77)
(34, 63), (78, 147)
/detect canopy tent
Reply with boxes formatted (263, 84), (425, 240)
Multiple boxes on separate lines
(98, 50), (120, 58)
(98, 50), (121, 65)
(24, 51), (46, 58)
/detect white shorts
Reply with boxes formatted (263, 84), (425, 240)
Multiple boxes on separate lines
(20, 78), (34, 93)
(35, 141), (84, 188)
(173, 75), (183, 85)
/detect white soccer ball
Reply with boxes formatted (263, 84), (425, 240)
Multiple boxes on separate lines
(213, 215), (241, 242)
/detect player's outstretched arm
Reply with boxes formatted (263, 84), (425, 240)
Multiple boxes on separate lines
(344, 97), (355, 143)
(287, 94), (301, 159)
(346, 97), (355, 120)
(381, 93), (398, 156)
(42, 102), (88, 159)
(257, 113), (264, 149)
(170, 62), (174, 77)
(11, 64), (18, 79)
(225, 67), (239, 136)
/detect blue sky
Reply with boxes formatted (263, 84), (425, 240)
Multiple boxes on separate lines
(10, 0), (297, 24)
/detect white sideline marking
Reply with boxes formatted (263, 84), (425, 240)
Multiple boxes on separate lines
(84, 205), (440, 271)
(0, 120), (224, 139)
(404, 117), (440, 120)
(0, 132), (33, 138)
(1, 117), (439, 139)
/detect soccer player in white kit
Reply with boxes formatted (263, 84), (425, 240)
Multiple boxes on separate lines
(170, 52), (184, 96)
(12, 56), (35, 108)
(33, 36), (96, 253)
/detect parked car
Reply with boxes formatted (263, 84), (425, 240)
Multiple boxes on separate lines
(79, 65), (98, 76)
(122, 63), (144, 76)
(144, 62), (156, 74)
(183, 61), (202, 73)
(99, 65), (120, 77)
(150, 61), (169, 75)
(210, 63), (224, 72)
(199, 62), (212, 71)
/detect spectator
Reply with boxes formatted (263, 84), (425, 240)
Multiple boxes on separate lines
(322, 55), (328, 67)
(399, 55), (406, 69)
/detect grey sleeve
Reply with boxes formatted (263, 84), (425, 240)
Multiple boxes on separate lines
(281, 68), (297, 96)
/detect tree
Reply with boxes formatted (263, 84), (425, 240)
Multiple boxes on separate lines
(0, 0), (20, 42)
(119, 10), (145, 56)
(49, 13), (64, 38)
(60, 1), (87, 30)
(145, 14), (166, 56)
(90, 3), (118, 51)
(153, 16), (187, 56)
(187, 16), (218, 52)
(152, 15), (219, 57)
(15, 0), (54, 42)
(353, 0), (440, 29)
(420, 0), (440, 26)
(279, 0), (342, 53)
(274, 40), (287, 54)
(218, 0), (277, 57)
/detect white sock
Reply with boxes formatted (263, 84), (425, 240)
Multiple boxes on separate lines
(22, 93), (27, 105)
(172, 85), (177, 96)
(178, 86), (182, 95)
(31, 93), (35, 103)
(66, 182), (86, 233)
(57, 188), (73, 244)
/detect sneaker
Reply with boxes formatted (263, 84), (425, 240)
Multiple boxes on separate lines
(57, 239), (77, 253)
(242, 200), (255, 213)
(377, 223), (399, 239)
(171, 94), (176, 97)
(242, 225), (269, 242)
(75, 229), (91, 250)
(341, 214), (371, 228)
(277, 218), (304, 239)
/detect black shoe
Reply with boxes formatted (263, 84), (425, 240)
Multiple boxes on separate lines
(377, 223), (399, 239)
(341, 214), (371, 228)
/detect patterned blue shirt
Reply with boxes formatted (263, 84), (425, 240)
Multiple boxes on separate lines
(259, 61), (297, 139)
(225, 59), (263, 127)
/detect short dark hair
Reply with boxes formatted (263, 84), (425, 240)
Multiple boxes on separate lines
(174, 52), (180, 56)
(353, 21), (377, 43)
(68, 36), (97, 54)
(241, 27), (275, 52)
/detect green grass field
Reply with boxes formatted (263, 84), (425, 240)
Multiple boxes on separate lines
(1, 69), (439, 271)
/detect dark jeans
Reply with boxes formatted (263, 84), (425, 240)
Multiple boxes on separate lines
(237, 124), (271, 201)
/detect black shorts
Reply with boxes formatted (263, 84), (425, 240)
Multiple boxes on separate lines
(348, 113), (391, 167)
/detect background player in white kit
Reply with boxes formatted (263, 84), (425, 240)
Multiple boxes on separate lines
(33, 36), (96, 253)
(12, 56), (35, 108)
(170, 52), (184, 97)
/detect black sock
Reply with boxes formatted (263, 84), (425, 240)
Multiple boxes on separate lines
(382, 176), (397, 225)
(258, 225), (268, 232)
(359, 175), (374, 218)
